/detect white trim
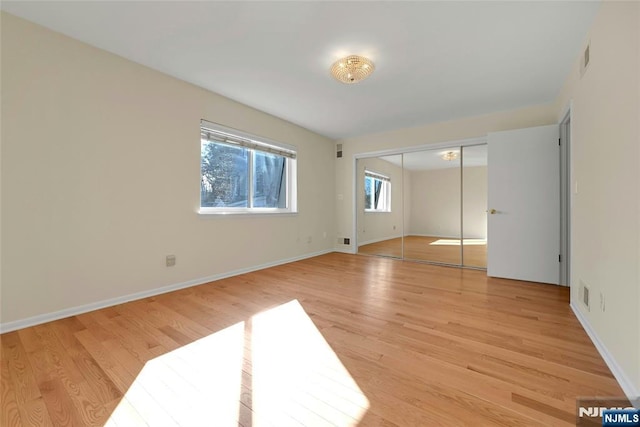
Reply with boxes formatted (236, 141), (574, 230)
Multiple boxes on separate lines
(358, 235), (403, 246)
(0, 249), (333, 334)
(558, 99), (573, 124)
(570, 303), (640, 407)
(198, 208), (297, 215)
(559, 105), (572, 288)
(405, 233), (487, 239)
(333, 247), (354, 254)
(354, 136), (487, 160)
(358, 234), (487, 246)
(351, 154), (358, 255)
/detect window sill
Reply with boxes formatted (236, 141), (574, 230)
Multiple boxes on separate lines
(364, 210), (392, 214)
(198, 208), (298, 217)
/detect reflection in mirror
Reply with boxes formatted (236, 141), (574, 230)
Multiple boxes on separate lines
(462, 145), (488, 268)
(403, 149), (461, 265)
(357, 154), (404, 259)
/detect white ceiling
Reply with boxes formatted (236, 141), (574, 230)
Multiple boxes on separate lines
(1, 1), (599, 140)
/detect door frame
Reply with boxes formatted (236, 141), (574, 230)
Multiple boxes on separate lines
(560, 105), (572, 287)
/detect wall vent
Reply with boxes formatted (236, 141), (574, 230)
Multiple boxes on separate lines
(336, 144), (343, 158)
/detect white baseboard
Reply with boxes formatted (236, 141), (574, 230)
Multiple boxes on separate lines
(358, 235), (402, 246)
(0, 249), (334, 334)
(333, 247), (356, 254)
(358, 234), (487, 244)
(406, 233), (457, 238)
(406, 233), (487, 239)
(570, 302), (640, 407)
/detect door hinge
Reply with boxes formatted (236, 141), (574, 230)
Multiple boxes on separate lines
(558, 138), (561, 146)
(559, 254), (562, 262)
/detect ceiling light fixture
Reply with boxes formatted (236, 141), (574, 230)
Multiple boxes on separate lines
(442, 151), (459, 161)
(330, 55), (375, 84)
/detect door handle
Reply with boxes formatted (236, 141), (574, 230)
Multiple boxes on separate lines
(487, 209), (497, 214)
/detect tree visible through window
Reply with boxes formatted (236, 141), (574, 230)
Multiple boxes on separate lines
(201, 142), (249, 207)
(200, 121), (296, 213)
(364, 171), (391, 212)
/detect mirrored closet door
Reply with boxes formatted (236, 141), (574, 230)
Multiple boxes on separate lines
(356, 154), (405, 259)
(403, 149), (461, 265)
(356, 144), (488, 269)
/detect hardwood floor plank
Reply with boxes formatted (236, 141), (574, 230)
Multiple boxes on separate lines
(1, 359), (24, 427)
(511, 393), (576, 424)
(0, 253), (627, 426)
(38, 378), (84, 427)
(1, 332), (41, 404)
(49, 320), (122, 406)
(17, 397), (54, 427)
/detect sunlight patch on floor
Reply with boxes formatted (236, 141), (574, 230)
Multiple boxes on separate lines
(430, 238), (487, 246)
(104, 300), (369, 426)
(251, 300), (370, 426)
(105, 321), (245, 426)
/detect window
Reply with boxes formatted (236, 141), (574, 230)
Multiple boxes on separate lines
(200, 120), (297, 213)
(364, 171), (391, 212)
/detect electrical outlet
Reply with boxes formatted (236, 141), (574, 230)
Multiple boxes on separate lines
(166, 255), (176, 267)
(322, 231), (327, 239)
(600, 292), (606, 312)
(344, 238), (350, 245)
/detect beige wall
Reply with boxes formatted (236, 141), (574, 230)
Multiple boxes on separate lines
(335, 105), (556, 251)
(408, 168), (460, 238)
(407, 166), (487, 239)
(554, 1), (639, 395)
(0, 13), (336, 326)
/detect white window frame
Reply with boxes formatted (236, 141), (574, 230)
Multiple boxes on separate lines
(199, 120), (297, 215)
(364, 170), (391, 213)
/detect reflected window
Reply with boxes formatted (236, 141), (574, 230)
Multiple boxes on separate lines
(364, 171), (391, 212)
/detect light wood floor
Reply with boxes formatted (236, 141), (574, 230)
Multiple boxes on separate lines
(1, 253), (625, 426)
(358, 235), (487, 267)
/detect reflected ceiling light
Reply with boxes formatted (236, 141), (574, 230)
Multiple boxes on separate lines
(442, 151), (459, 161)
(330, 55), (375, 84)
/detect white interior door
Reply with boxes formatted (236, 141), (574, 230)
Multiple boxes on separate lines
(487, 125), (559, 284)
